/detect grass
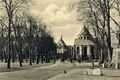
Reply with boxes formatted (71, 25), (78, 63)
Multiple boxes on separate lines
(0, 61), (53, 72)
(1, 61), (120, 80)
(48, 68), (120, 80)
(0, 61), (78, 80)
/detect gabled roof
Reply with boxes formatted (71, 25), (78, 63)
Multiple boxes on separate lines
(74, 38), (95, 46)
(74, 26), (96, 46)
(78, 26), (93, 38)
(57, 36), (67, 49)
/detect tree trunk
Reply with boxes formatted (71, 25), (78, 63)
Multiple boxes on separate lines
(18, 53), (23, 67)
(7, 18), (12, 69)
(106, 0), (112, 62)
(29, 49), (32, 65)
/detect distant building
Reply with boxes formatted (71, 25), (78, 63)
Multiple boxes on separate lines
(74, 26), (98, 61)
(56, 36), (73, 61)
(56, 36), (68, 60)
(56, 26), (103, 62)
(57, 36), (67, 54)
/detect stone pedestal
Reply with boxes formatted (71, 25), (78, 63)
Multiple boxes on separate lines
(115, 63), (118, 69)
(84, 68), (102, 76)
(102, 63), (105, 68)
(92, 68), (102, 76)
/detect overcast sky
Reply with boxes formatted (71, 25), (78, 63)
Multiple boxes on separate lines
(30, 0), (83, 45)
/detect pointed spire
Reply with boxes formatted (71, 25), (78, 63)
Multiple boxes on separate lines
(78, 25), (92, 38)
(83, 26), (86, 30)
(61, 34), (63, 40)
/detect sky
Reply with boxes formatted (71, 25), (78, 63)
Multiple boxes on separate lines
(30, 0), (83, 45)
(0, 0), (118, 45)
(28, 0), (120, 46)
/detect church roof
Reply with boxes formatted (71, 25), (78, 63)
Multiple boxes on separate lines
(74, 38), (95, 46)
(78, 26), (93, 38)
(57, 36), (67, 48)
(74, 26), (96, 46)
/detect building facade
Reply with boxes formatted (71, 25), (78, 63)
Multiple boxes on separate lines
(57, 36), (67, 54)
(56, 26), (101, 62)
(56, 36), (73, 61)
(56, 36), (68, 60)
(74, 26), (97, 61)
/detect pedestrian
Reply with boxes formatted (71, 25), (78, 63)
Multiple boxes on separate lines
(64, 70), (67, 74)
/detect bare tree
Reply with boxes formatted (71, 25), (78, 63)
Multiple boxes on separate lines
(71, 0), (120, 63)
(0, 0), (31, 68)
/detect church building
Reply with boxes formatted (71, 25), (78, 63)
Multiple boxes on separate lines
(57, 36), (68, 54)
(74, 26), (97, 61)
(56, 36), (73, 61)
(56, 36), (68, 60)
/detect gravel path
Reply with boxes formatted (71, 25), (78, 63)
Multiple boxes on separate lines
(0, 62), (82, 80)
(48, 69), (120, 80)
(2, 62), (116, 80)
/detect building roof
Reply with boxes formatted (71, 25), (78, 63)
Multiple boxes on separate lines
(57, 35), (67, 49)
(78, 26), (93, 37)
(74, 38), (95, 46)
(74, 26), (96, 46)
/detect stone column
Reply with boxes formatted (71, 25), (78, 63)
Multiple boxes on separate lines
(80, 46), (82, 55)
(87, 46), (91, 60)
(80, 46), (82, 60)
(76, 46), (78, 59)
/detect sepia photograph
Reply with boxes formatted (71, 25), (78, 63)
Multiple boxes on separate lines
(0, 0), (120, 80)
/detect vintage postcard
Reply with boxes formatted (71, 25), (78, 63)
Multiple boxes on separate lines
(0, 0), (120, 80)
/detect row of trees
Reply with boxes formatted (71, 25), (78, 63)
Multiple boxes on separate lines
(0, 0), (57, 68)
(71, 0), (120, 63)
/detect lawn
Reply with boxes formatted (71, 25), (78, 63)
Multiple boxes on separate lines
(0, 61), (79, 80)
(0, 61), (53, 72)
(48, 68), (120, 80)
(1, 61), (118, 80)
